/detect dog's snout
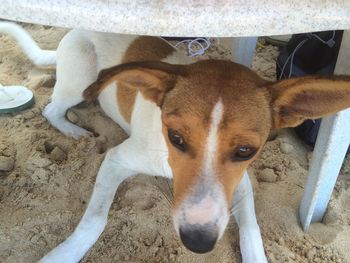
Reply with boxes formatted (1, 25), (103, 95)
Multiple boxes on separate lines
(179, 225), (218, 254)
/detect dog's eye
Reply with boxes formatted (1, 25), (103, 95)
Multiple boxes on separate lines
(232, 146), (257, 161)
(168, 129), (186, 152)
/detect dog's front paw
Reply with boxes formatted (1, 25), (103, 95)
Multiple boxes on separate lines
(242, 255), (268, 263)
(240, 227), (268, 263)
(39, 246), (80, 263)
(39, 253), (75, 263)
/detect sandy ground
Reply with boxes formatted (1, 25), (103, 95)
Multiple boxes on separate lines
(0, 23), (349, 263)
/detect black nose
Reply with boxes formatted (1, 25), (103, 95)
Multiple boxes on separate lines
(179, 227), (218, 254)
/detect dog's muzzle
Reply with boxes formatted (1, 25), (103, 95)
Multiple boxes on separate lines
(174, 181), (229, 253)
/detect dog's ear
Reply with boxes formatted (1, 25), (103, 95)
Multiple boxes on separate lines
(268, 75), (350, 129)
(84, 61), (186, 107)
(107, 68), (175, 107)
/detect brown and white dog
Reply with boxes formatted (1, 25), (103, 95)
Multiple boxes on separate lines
(2, 22), (350, 263)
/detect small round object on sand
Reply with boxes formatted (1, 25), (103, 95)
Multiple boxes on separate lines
(0, 85), (35, 114)
(258, 168), (278, 182)
(0, 156), (15, 172)
(50, 146), (67, 162)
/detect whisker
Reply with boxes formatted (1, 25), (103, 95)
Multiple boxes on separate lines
(229, 190), (253, 216)
(153, 176), (173, 207)
(166, 178), (174, 200)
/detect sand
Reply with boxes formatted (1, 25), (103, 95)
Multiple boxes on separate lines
(0, 23), (349, 263)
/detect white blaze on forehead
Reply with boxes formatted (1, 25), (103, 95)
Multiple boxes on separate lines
(203, 98), (224, 174)
(174, 98), (229, 235)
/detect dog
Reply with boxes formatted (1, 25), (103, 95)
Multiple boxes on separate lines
(1, 21), (350, 263)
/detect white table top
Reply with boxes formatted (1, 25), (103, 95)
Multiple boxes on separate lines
(0, 0), (350, 37)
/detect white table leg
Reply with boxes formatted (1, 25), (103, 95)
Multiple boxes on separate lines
(230, 37), (257, 67)
(299, 110), (350, 231)
(299, 30), (350, 231)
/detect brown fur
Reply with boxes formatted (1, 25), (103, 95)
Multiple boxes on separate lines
(162, 113), (208, 207)
(268, 75), (350, 128)
(83, 61), (185, 102)
(115, 82), (136, 122)
(117, 37), (176, 122)
(86, 58), (350, 207)
(83, 37), (176, 123)
(161, 60), (271, 204)
(122, 36), (175, 63)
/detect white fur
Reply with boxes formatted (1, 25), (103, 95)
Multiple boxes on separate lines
(1, 23), (267, 263)
(40, 140), (141, 263)
(42, 31), (136, 138)
(98, 82), (131, 134)
(232, 172), (268, 263)
(202, 99), (230, 239)
(0, 22), (56, 67)
(174, 99), (229, 238)
(203, 99), (224, 174)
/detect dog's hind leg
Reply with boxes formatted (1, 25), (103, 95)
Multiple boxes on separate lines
(231, 171), (268, 263)
(39, 139), (139, 263)
(43, 31), (98, 139)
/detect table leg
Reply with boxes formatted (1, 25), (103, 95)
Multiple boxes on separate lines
(299, 30), (350, 231)
(230, 37), (257, 67)
(299, 110), (350, 231)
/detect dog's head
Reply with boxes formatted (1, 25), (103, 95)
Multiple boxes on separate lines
(85, 60), (350, 253)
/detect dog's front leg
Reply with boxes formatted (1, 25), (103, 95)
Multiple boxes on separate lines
(231, 171), (268, 263)
(39, 140), (137, 263)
